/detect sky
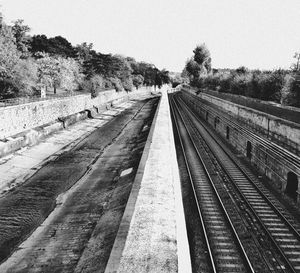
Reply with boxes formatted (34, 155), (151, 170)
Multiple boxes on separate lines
(1, 0), (299, 72)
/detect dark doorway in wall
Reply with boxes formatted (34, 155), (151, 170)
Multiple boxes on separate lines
(214, 117), (219, 128)
(285, 172), (298, 201)
(206, 112), (209, 121)
(226, 126), (230, 140)
(246, 141), (252, 159)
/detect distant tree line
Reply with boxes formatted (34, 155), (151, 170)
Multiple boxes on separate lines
(0, 13), (170, 99)
(183, 44), (300, 107)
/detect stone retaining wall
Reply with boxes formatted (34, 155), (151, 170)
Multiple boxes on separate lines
(196, 91), (300, 155)
(0, 87), (154, 139)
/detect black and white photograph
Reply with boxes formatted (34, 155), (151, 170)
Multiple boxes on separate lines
(0, 0), (299, 272)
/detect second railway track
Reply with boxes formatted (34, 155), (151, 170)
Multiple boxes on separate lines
(170, 93), (300, 273)
(170, 96), (254, 273)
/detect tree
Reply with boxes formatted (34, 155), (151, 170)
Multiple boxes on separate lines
(83, 52), (116, 78)
(133, 74), (144, 89)
(170, 73), (184, 88)
(88, 74), (105, 97)
(235, 66), (248, 74)
(193, 43), (211, 73)
(13, 58), (38, 96)
(36, 53), (83, 93)
(0, 20), (21, 98)
(121, 77), (134, 91)
(58, 57), (84, 91)
(185, 58), (201, 80)
(0, 21), (20, 79)
(48, 36), (76, 58)
(281, 73), (300, 106)
(159, 69), (170, 84)
(126, 57), (139, 75)
(140, 63), (157, 86)
(184, 43), (212, 87)
(36, 53), (61, 93)
(291, 52), (300, 72)
(85, 53), (134, 90)
(11, 19), (31, 58)
(30, 35), (76, 58)
(108, 77), (123, 92)
(29, 34), (49, 53)
(75, 42), (94, 64)
(111, 55), (132, 79)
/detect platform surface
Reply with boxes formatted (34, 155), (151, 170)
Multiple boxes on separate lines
(105, 90), (192, 273)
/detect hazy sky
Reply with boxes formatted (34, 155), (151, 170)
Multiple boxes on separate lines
(1, 0), (299, 72)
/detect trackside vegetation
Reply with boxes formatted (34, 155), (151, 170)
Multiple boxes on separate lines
(183, 44), (300, 107)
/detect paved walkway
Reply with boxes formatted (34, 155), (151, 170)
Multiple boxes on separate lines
(0, 100), (138, 197)
(105, 90), (192, 273)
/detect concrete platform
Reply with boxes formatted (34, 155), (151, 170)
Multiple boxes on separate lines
(105, 90), (192, 273)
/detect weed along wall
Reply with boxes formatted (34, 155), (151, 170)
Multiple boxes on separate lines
(0, 87), (154, 140)
(179, 89), (300, 202)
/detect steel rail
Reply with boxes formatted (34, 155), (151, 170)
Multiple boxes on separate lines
(169, 97), (217, 273)
(180, 92), (300, 169)
(178, 95), (300, 239)
(170, 95), (255, 273)
(178, 93), (300, 193)
(175, 94), (300, 273)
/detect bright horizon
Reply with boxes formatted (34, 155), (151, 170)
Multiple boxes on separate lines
(1, 0), (299, 72)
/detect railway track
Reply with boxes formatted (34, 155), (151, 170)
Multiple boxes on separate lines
(179, 92), (300, 171)
(170, 97), (255, 273)
(171, 94), (300, 273)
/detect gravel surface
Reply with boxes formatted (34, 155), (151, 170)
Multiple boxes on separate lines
(171, 115), (211, 273)
(0, 97), (158, 272)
